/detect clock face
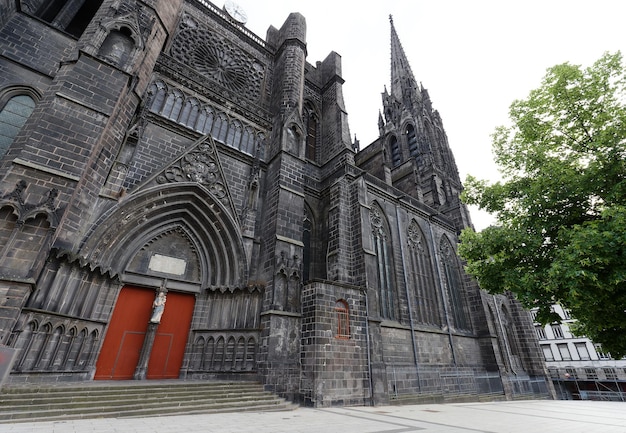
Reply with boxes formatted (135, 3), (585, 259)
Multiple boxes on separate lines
(224, 0), (248, 24)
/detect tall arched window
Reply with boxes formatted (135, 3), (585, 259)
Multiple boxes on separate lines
(407, 220), (440, 326)
(335, 300), (350, 339)
(0, 93), (36, 158)
(500, 305), (521, 358)
(370, 204), (396, 320)
(302, 207), (312, 283)
(440, 238), (470, 330)
(407, 124), (418, 157)
(487, 305), (507, 368)
(389, 135), (401, 167)
(33, 0), (103, 38)
(303, 102), (318, 161)
(34, 0), (66, 22)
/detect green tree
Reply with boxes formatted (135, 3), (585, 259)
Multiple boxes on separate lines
(458, 52), (626, 357)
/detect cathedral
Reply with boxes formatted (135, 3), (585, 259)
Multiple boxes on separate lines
(0, 0), (551, 406)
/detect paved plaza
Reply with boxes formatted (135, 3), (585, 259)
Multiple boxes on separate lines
(3, 400), (625, 433)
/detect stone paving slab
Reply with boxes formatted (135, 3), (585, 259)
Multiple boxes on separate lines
(3, 400), (625, 433)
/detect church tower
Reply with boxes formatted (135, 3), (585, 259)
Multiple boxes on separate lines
(356, 16), (550, 403)
(376, 16), (473, 232)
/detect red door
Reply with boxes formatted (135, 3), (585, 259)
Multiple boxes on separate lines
(147, 291), (195, 379)
(95, 286), (195, 380)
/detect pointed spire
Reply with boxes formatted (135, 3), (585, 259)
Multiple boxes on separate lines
(389, 15), (420, 104)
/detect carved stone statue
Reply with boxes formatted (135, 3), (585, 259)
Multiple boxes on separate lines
(150, 291), (167, 323)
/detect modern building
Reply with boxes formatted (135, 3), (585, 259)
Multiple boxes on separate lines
(533, 305), (626, 400)
(0, 0), (551, 406)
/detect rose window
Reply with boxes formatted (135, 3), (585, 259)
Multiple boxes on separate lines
(193, 44), (247, 91)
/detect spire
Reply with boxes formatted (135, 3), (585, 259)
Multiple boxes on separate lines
(389, 15), (419, 104)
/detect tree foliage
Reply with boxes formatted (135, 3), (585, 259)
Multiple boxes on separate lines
(458, 52), (626, 357)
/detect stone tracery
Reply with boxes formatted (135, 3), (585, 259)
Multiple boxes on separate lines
(170, 20), (263, 99)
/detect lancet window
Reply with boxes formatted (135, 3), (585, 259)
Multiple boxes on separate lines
(0, 92), (36, 157)
(407, 220), (440, 326)
(407, 124), (418, 157)
(335, 300), (350, 339)
(440, 238), (470, 330)
(29, 0), (103, 38)
(389, 135), (401, 167)
(303, 102), (318, 161)
(370, 204), (396, 320)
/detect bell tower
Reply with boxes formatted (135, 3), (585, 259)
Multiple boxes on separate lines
(378, 16), (472, 232)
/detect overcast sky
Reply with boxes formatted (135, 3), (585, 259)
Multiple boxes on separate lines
(222, 1), (626, 230)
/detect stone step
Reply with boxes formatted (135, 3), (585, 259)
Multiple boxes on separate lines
(1, 396), (293, 422)
(0, 390), (280, 411)
(0, 383), (265, 402)
(0, 380), (255, 395)
(0, 381), (297, 423)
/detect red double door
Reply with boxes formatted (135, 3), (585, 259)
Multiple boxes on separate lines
(95, 286), (195, 380)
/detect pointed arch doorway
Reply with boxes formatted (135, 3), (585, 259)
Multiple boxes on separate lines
(82, 183), (249, 381)
(94, 285), (195, 380)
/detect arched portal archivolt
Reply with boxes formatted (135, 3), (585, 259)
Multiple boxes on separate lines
(79, 183), (247, 289)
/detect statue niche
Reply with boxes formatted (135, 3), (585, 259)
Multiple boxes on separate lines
(99, 27), (135, 67)
(272, 251), (301, 312)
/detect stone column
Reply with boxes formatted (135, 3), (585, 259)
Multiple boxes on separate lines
(133, 288), (167, 380)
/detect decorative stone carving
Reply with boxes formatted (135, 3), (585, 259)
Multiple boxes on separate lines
(156, 138), (229, 206)
(108, 0), (155, 44)
(20, 0), (40, 14)
(0, 180), (60, 228)
(170, 18), (263, 101)
(154, 55), (272, 125)
(193, 43), (248, 91)
(82, 0), (155, 72)
(369, 205), (385, 239)
(440, 238), (455, 261)
(3, 180), (27, 207)
(407, 220), (424, 252)
(273, 251), (302, 312)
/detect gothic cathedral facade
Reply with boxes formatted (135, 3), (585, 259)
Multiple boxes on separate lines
(0, 0), (550, 405)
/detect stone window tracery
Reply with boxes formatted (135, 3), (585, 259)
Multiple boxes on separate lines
(440, 238), (470, 330)
(407, 220), (440, 326)
(370, 204), (396, 320)
(170, 19), (264, 101)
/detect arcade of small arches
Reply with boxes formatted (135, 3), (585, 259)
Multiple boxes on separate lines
(8, 315), (100, 374)
(147, 80), (267, 159)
